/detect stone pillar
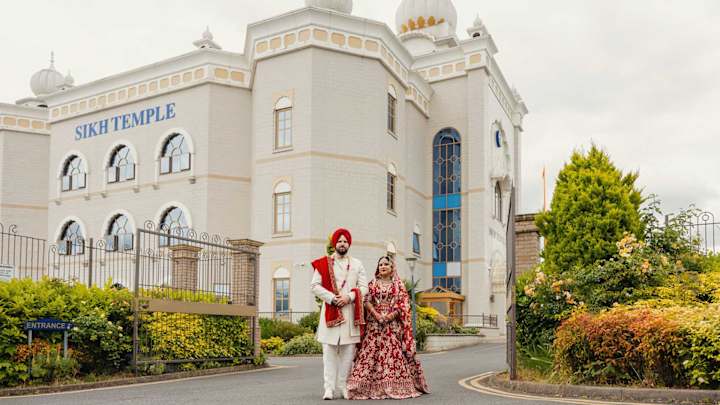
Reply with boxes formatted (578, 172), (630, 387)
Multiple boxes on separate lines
(228, 239), (263, 357)
(515, 213), (541, 275)
(169, 244), (202, 291)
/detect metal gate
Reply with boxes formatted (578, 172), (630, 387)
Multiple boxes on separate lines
(132, 221), (260, 369)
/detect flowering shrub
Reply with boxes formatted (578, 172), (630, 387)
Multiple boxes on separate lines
(281, 333), (323, 355)
(516, 267), (581, 356)
(71, 309), (132, 373)
(261, 337), (285, 355)
(554, 304), (720, 388)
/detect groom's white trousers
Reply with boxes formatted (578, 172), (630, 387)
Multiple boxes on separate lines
(322, 343), (356, 393)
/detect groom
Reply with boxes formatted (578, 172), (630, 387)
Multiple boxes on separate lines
(311, 228), (368, 400)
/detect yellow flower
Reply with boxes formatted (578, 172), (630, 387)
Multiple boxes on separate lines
(641, 260), (651, 273)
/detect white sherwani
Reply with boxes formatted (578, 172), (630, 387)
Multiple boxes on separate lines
(311, 254), (368, 395)
(311, 255), (368, 345)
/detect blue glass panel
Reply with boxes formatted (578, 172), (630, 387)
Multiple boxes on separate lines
(446, 193), (461, 209)
(433, 195), (445, 210)
(433, 263), (447, 277)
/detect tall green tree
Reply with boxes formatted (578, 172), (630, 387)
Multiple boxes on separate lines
(536, 145), (643, 273)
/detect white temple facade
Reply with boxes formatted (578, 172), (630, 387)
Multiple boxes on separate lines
(0, 0), (527, 328)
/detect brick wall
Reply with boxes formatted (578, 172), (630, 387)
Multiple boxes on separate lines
(515, 213), (540, 275)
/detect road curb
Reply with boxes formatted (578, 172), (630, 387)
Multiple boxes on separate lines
(0, 364), (269, 398)
(480, 372), (720, 405)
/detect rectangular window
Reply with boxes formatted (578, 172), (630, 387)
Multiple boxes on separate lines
(387, 172), (396, 212)
(274, 192), (291, 233)
(275, 108), (292, 150)
(160, 154), (191, 175)
(387, 94), (396, 134)
(412, 232), (421, 255)
(274, 278), (290, 313)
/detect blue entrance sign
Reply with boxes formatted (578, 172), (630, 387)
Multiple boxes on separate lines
(24, 318), (74, 358)
(74, 102), (176, 141)
(24, 318), (73, 331)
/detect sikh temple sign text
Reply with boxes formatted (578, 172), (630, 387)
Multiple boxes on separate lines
(74, 102), (176, 141)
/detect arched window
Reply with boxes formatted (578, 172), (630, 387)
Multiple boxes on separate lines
(273, 182), (291, 234)
(387, 85), (397, 134)
(58, 220), (84, 255)
(61, 155), (86, 192)
(106, 214), (133, 251)
(494, 182), (503, 222)
(387, 163), (397, 212)
(274, 97), (293, 150)
(160, 133), (190, 174)
(273, 267), (290, 317)
(159, 206), (189, 246)
(107, 145), (135, 183)
(432, 128), (462, 293)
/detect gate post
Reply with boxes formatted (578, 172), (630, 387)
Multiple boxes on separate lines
(228, 239), (263, 357)
(168, 244), (202, 291)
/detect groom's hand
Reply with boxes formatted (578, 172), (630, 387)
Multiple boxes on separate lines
(334, 294), (350, 307)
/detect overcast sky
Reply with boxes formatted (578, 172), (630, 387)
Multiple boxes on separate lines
(2, 0), (718, 217)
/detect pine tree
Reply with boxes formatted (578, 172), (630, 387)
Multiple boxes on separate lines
(536, 145), (644, 273)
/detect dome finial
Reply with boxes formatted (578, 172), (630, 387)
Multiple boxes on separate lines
(305, 0), (353, 14)
(467, 12), (489, 39)
(193, 26), (221, 50)
(50, 51), (55, 68)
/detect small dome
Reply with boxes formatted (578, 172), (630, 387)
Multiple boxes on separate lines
(305, 0), (353, 14)
(30, 55), (64, 97)
(64, 71), (75, 87)
(396, 0), (457, 34)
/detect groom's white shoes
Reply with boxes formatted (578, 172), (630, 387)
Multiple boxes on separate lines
(323, 389), (333, 400)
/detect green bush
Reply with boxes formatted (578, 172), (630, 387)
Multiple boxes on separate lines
(298, 312), (320, 333)
(0, 278), (133, 386)
(260, 337), (285, 355)
(71, 309), (132, 373)
(554, 303), (720, 388)
(143, 313), (251, 361)
(259, 318), (310, 341)
(281, 333), (323, 355)
(535, 145), (643, 273)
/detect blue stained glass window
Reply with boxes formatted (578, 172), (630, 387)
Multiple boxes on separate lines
(432, 128), (462, 293)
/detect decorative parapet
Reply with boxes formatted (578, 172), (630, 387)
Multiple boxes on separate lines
(48, 63), (250, 124)
(252, 25), (432, 117)
(0, 104), (50, 135)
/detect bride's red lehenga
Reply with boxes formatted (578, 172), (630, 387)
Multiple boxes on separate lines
(346, 275), (430, 400)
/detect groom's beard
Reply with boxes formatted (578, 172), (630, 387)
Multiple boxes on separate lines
(336, 246), (348, 256)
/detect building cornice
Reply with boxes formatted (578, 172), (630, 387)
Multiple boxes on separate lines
(0, 103), (50, 134)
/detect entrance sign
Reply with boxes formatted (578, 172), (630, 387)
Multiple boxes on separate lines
(0, 264), (14, 282)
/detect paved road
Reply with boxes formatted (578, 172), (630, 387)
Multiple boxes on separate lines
(1, 344), (586, 405)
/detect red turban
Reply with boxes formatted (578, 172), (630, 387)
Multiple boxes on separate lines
(331, 228), (352, 247)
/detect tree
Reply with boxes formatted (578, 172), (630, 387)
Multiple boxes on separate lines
(536, 145), (643, 273)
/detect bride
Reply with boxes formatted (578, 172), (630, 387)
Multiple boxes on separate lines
(346, 256), (430, 400)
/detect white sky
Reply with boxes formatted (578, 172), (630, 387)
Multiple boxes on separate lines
(2, 0), (719, 216)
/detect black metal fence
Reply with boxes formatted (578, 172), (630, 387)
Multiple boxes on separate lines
(0, 221), (261, 369)
(678, 211), (719, 254)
